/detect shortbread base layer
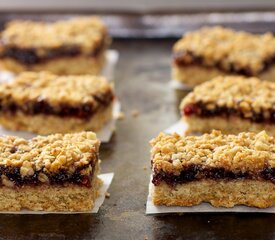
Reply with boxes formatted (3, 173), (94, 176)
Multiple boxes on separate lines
(172, 65), (275, 87)
(0, 51), (105, 75)
(183, 115), (275, 136)
(0, 103), (113, 134)
(0, 162), (102, 212)
(152, 180), (275, 208)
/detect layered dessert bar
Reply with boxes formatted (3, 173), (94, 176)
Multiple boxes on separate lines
(0, 17), (109, 75)
(0, 72), (114, 134)
(150, 130), (275, 208)
(0, 131), (101, 211)
(172, 26), (275, 87)
(180, 76), (275, 136)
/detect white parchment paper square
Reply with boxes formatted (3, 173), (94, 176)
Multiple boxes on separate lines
(164, 120), (188, 136)
(92, 172), (114, 213)
(102, 49), (119, 81)
(169, 80), (192, 91)
(0, 172), (114, 214)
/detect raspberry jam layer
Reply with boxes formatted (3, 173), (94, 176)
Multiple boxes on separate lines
(152, 164), (275, 186)
(0, 91), (114, 119)
(0, 41), (104, 65)
(174, 50), (275, 76)
(0, 164), (95, 188)
(182, 102), (275, 123)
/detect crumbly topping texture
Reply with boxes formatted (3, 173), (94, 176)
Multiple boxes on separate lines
(0, 132), (99, 176)
(0, 71), (113, 107)
(180, 76), (275, 115)
(150, 130), (275, 175)
(173, 26), (275, 75)
(0, 17), (107, 53)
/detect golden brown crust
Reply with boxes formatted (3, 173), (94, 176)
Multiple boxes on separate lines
(152, 180), (275, 208)
(172, 64), (227, 86)
(0, 131), (99, 174)
(180, 76), (275, 117)
(183, 115), (275, 137)
(0, 17), (107, 53)
(0, 71), (113, 107)
(0, 182), (99, 211)
(150, 130), (275, 174)
(173, 26), (275, 75)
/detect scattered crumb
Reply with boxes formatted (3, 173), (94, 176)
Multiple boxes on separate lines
(105, 192), (111, 198)
(116, 111), (125, 120)
(143, 166), (148, 170)
(131, 109), (139, 117)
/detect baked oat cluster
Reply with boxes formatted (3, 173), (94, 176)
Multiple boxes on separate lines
(0, 71), (113, 106)
(0, 131), (99, 176)
(181, 76), (275, 118)
(0, 17), (107, 53)
(173, 26), (275, 75)
(150, 130), (275, 175)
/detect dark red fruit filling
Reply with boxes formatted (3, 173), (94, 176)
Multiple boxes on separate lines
(0, 91), (114, 119)
(0, 164), (95, 187)
(174, 50), (275, 76)
(182, 103), (275, 123)
(182, 104), (197, 116)
(0, 40), (104, 65)
(152, 164), (274, 186)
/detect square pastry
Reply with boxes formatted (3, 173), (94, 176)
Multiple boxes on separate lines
(180, 76), (275, 135)
(0, 17), (109, 75)
(0, 71), (114, 134)
(0, 131), (101, 212)
(172, 26), (275, 87)
(150, 130), (275, 208)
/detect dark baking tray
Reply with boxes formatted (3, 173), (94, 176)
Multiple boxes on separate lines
(0, 13), (274, 240)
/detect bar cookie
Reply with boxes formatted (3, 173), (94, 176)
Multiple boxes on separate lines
(0, 71), (114, 134)
(0, 131), (101, 212)
(180, 76), (275, 135)
(172, 26), (275, 87)
(150, 130), (275, 208)
(0, 17), (109, 75)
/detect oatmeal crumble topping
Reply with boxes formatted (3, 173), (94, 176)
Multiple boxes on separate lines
(0, 71), (113, 107)
(0, 131), (99, 175)
(180, 76), (275, 119)
(150, 130), (275, 175)
(173, 26), (275, 75)
(0, 17), (107, 54)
